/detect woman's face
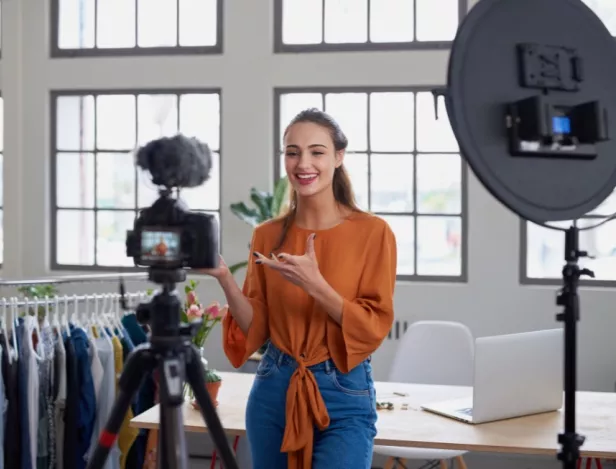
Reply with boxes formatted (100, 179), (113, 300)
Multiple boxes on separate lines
(283, 121), (343, 199)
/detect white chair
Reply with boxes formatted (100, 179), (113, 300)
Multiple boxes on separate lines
(374, 320), (474, 469)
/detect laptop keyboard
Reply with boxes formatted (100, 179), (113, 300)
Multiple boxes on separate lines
(457, 407), (473, 415)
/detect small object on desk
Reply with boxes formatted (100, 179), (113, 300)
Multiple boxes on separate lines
(377, 401), (394, 411)
(393, 391), (409, 397)
(401, 403), (409, 410)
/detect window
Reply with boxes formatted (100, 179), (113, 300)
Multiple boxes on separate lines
(51, 89), (221, 270)
(582, 0), (616, 35)
(51, 0), (222, 57)
(0, 96), (3, 266)
(275, 88), (466, 281)
(274, 0), (466, 52)
(522, 197), (616, 285)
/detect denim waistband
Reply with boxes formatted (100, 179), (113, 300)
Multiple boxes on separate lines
(263, 342), (334, 373)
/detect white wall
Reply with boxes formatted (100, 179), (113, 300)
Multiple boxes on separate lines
(1, 1), (614, 467)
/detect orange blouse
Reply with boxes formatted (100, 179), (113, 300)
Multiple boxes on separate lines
(222, 212), (397, 469)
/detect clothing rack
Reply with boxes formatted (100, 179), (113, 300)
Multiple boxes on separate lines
(0, 275), (156, 469)
(0, 272), (149, 286)
(4, 292), (148, 309)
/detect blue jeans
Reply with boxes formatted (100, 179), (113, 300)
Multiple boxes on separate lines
(245, 343), (377, 469)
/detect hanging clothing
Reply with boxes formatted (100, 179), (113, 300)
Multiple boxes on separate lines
(122, 314), (152, 469)
(69, 325), (96, 469)
(2, 331), (20, 469)
(54, 331), (67, 469)
(63, 333), (79, 469)
(17, 321), (33, 469)
(0, 346), (6, 469)
(111, 335), (138, 469)
(37, 324), (55, 469)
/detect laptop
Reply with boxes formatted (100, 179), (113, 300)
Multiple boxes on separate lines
(421, 328), (563, 424)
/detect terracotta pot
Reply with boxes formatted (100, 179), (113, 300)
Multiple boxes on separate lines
(192, 379), (222, 409)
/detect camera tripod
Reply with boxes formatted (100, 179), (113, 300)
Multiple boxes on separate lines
(85, 269), (239, 469)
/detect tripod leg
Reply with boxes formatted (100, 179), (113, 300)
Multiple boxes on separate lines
(185, 346), (239, 469)
(86, 345), (156, 469)
(156, 354), (190, 469)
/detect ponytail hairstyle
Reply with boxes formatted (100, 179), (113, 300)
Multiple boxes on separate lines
(272, 108), (364, 252)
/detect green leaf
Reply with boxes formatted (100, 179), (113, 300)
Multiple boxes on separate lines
(184, 285), (191, 294)
(250, 188), (273, 220)
(228, 261), (248, 275)
(230, 202), (262, 226)
(271, 176), (289, 216)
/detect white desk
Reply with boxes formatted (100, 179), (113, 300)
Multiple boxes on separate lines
(131, 371), (616, 458)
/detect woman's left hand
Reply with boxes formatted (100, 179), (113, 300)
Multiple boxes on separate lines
(255, 233), (323, 294)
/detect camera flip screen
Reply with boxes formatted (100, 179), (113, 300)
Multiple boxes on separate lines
(141, 229), (181, 263)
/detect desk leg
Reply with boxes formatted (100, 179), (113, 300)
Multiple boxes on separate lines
(454, 456), (468, 469)
(383, 457), (395, 469)
(210, 435), (241, 469)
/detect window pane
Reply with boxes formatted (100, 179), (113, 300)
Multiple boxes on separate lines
(0, 210), (4, 265)
(138, 0), (178, 47)
(370, 0), (414, 43)
(56, 96), (95, 151)
(96, 211), (135, 266)
(416, 92), (458, 152)
(582, 0), (616, 35)
(179, 94), (220, 151)
(138, 170), (160, 208)
(137, 94), (178, 145)
(0, 155), (3, 208)
(282, 0), (323, 45)
(179, 0), (218, 46)
(416, 153), (461, 214)
(382, 215), (414, 275)
(370, 154), (413, 213)
(96, 95), (136, 150)
(178, 152), (220, 211)
(56, 153), (95, 208)
(325, 93), (368, 151)
(526, 219), (616, 280)
(0, 97), (4, 152)
(417, 216), (461, 276)
(96, 153), (136, 209)
(415, 0), (459, 41)
(57, 210), (95, 265)
(97, 0), (137, 48)
(342, 153), (369, 211)
(58, 0), (96, 49)
(324, 0), (368, 43)
(279, 93), (324, 143)
(370, 92), (414, 152)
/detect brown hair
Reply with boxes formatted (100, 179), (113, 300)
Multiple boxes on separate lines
(272, 108), (364, 252)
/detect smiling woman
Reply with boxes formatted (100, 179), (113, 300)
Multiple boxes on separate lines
(199, 107), (397, 469)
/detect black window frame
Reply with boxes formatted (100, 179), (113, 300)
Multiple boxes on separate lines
(273, 0), (468, 53)
(50, 0), (224, 58)
(273, 86), (468, 282)
(50, 88), (223, 272)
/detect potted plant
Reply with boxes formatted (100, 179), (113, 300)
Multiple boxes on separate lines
(181, 279), (227, 406)
(227, 176), (289, 357)
(203, 369), (222, 407)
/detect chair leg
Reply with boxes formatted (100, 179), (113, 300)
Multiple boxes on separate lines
(383, 456), (395, 469)
(455, 455), (468, 469)
(439, 460), (448, 469)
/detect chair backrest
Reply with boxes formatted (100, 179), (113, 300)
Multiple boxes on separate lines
(388, 320), (474, 386)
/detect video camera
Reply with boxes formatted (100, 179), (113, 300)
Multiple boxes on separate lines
(125, 134), (220, 272)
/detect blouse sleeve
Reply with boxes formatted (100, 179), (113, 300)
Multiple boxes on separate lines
(337, 221), (397, 372)
(222, 228), (269, 368)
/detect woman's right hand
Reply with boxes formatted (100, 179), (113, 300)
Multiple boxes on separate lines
(196, 255), (231, 280)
